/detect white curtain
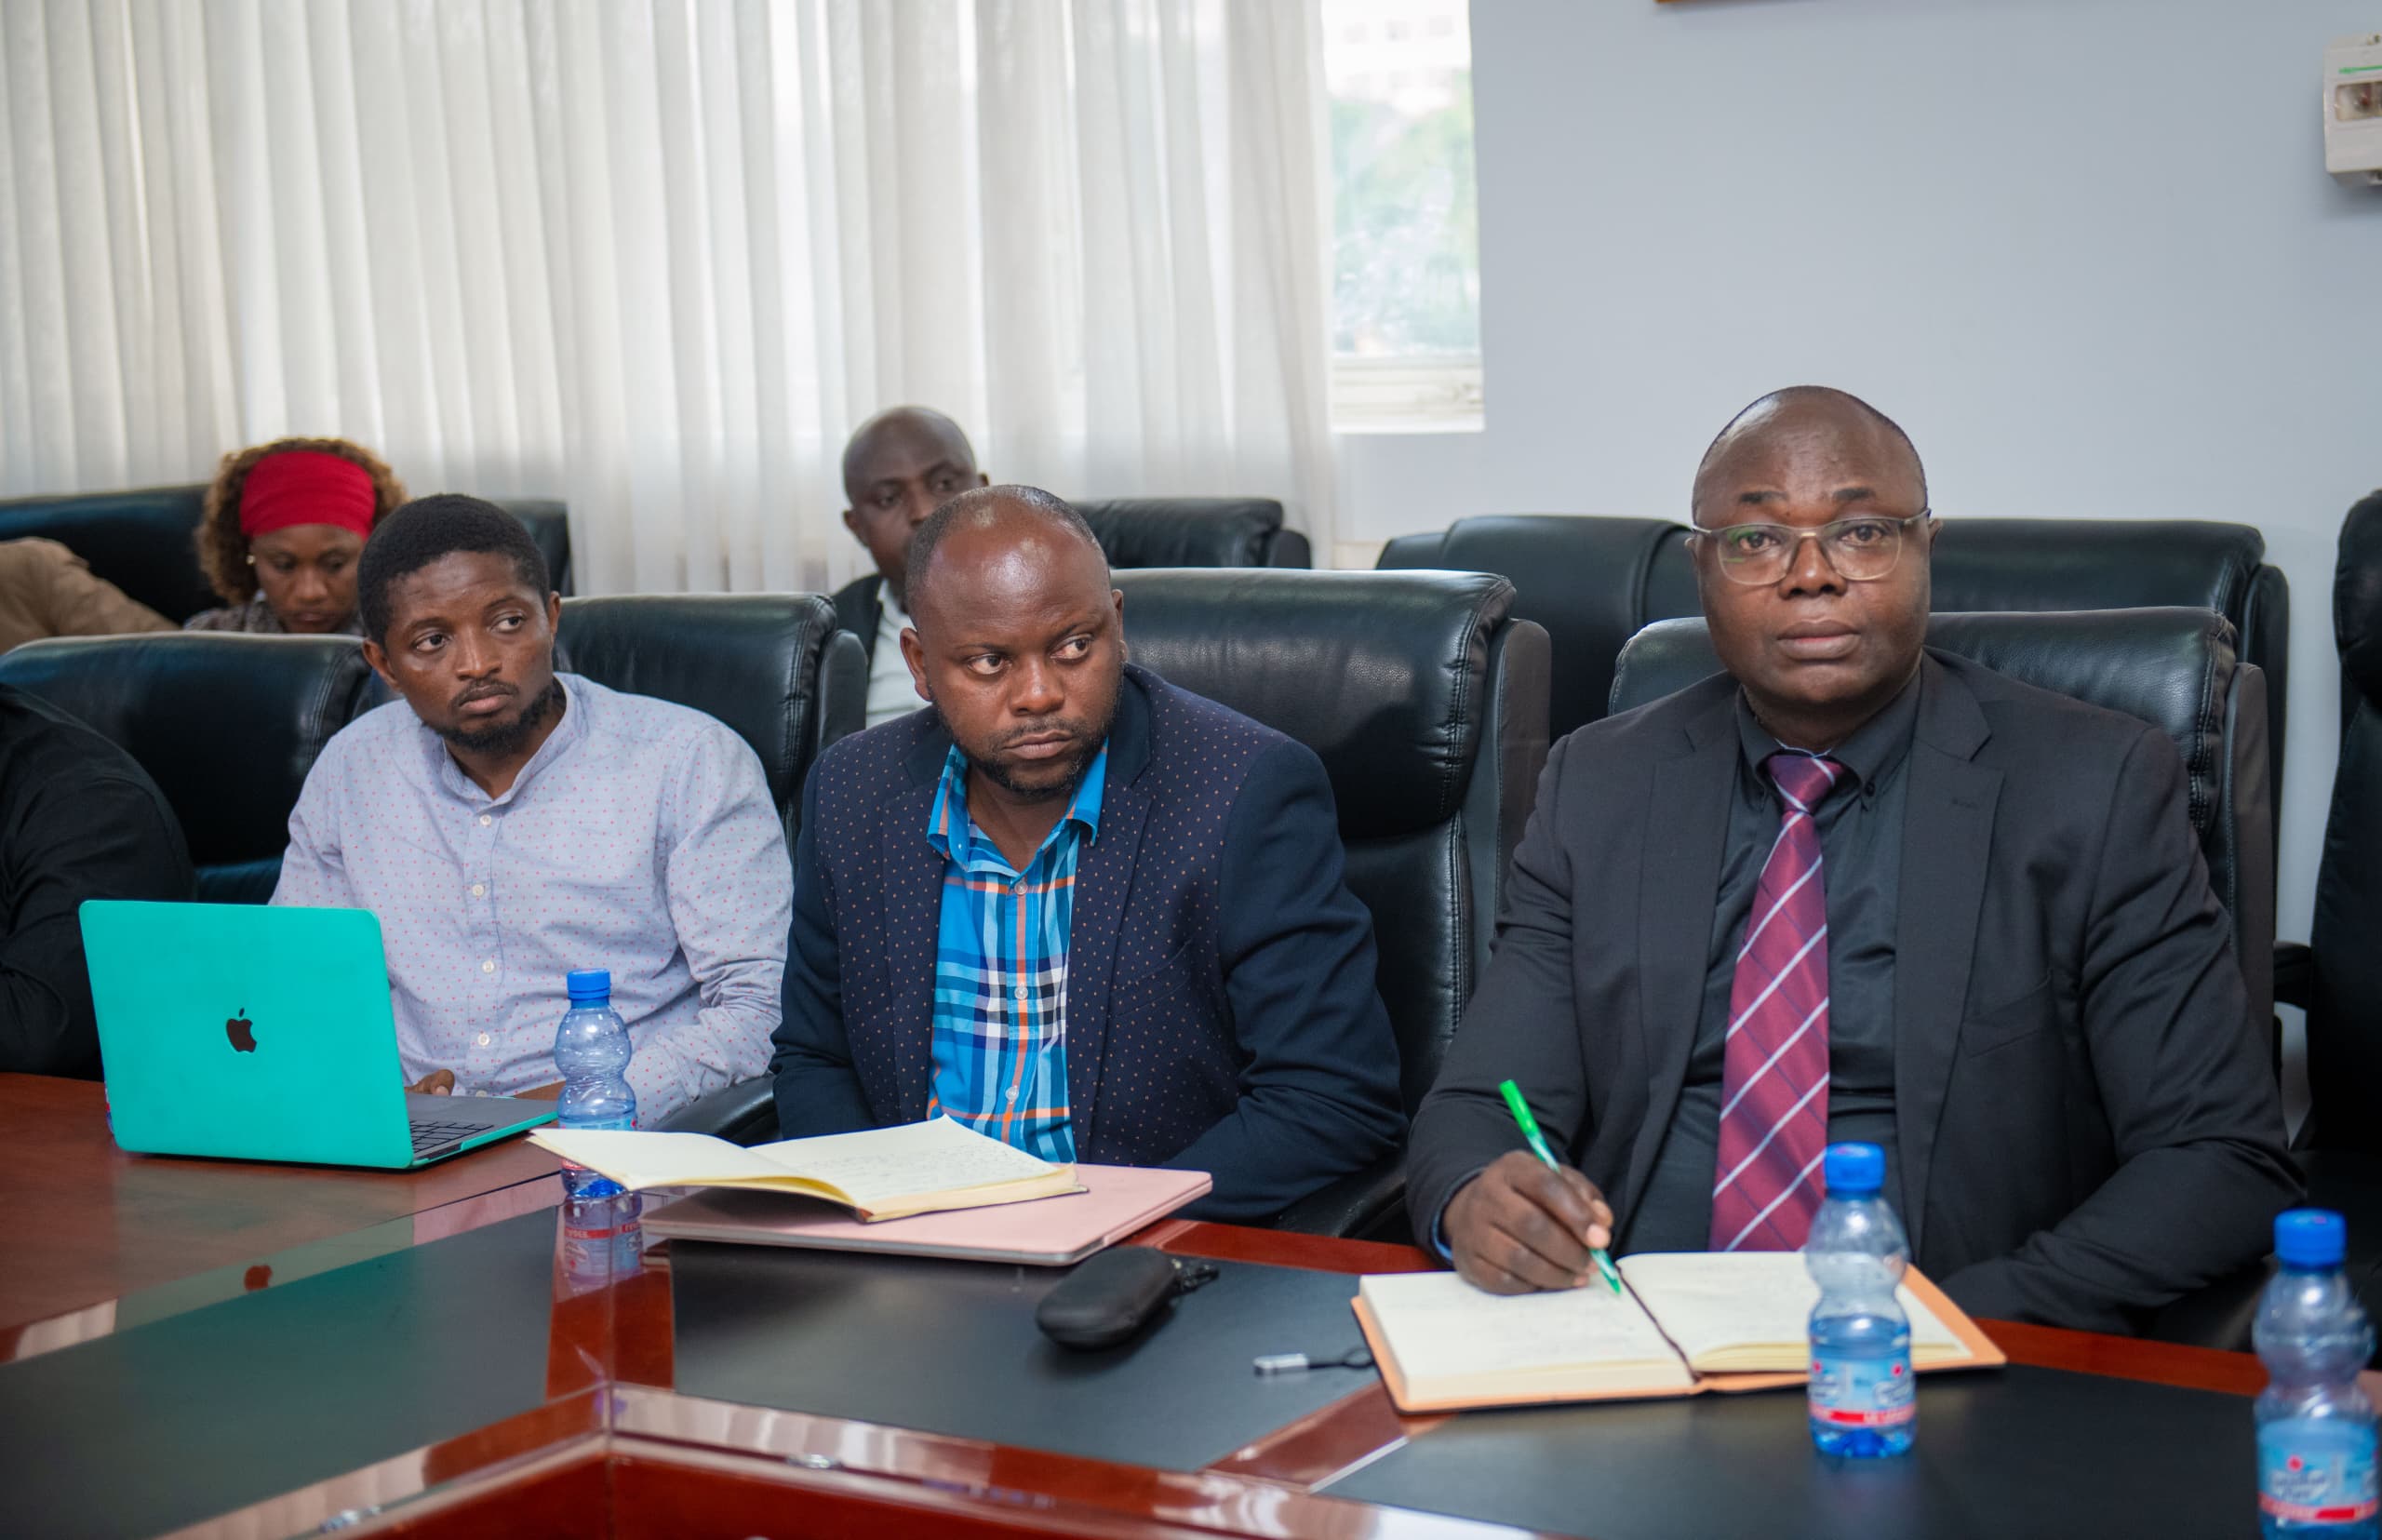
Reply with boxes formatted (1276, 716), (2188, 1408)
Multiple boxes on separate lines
(0, 0), (1335, 595)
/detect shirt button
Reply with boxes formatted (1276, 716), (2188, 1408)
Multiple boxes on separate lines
(477, 1033), (491, 1047)
(470, 883), (486, 898)
(1013, 985), (1028, 1000)
(481, 959), (496, 973)
(1006, 1088), (1019, 1103)
(478, 814), (493, 827)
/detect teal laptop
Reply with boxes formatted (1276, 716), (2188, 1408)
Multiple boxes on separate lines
(80, 901), (556, 1169)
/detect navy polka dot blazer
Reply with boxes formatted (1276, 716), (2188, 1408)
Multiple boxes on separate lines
(770, 664), (1405, 1223)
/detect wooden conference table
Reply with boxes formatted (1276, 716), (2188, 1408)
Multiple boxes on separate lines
(0, 1075), (2281, 1539)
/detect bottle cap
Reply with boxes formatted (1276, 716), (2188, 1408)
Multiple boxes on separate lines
(1823, 1142), (1885, 1196)
(2276, 1209), (2349, 1268)
(566, 969), (612, 1002)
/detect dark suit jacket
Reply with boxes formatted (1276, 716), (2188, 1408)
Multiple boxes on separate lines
(1409, 650), (2297, 1333)
(0, 685), (194, 1076)
(831, 574), (883, 663)
(771, 663), (1406, 1222)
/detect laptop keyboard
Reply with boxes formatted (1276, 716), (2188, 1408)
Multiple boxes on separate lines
(409, 1119), (491, 1155)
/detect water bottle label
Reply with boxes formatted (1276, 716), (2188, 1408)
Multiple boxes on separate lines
(1808, 1349), (1917, 1429)
(556, 1114), (632, 1171)
(2259, 1426), (2379, 1524)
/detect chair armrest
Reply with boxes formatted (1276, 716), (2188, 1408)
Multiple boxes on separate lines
(1272, 1154), (1408, 1241)
(652, 1077), (778, 1145)
(2276, 941), (2313, 1011)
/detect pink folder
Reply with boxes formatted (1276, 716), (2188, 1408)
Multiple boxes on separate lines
(640, 1163), (1213, 1265)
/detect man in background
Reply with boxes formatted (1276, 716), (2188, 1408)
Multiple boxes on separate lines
(831, 407), (989, 727)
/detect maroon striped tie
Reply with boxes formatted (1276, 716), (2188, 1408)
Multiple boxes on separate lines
(1708, 752), (1844, 1252)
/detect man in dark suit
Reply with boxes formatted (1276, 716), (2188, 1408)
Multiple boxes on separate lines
(830, 407), (991, 728)
(1, 683), (193, 1076)
(775, 485), (1404, 1221)
(1411, 386), (2295, 1333)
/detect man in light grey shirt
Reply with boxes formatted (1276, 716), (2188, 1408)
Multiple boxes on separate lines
(273, 495), (790, 1122)
(828, 406), (990, 727)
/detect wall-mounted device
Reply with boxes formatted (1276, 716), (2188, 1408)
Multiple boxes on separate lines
(2325, 33), (2382, 185)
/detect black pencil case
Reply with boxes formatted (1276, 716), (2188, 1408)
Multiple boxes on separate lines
(1035, 1247), (1218, 1350)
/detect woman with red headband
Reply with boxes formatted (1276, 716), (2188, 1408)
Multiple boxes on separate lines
(186, 437), (407, 635)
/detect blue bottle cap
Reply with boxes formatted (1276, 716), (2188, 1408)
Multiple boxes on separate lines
(566, 969), (611, 1001)
(1824, 1142), (1885, 1196)
(2276, 1209), (2349, 1268)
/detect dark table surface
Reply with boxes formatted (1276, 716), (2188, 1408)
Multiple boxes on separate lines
(0, 1209), (560, 1540)
(1332, 1361), (2256, 1540)
(669, 1240), (1382, 1471)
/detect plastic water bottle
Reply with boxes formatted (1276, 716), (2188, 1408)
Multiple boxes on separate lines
(558, 1189), (645, 1297)
(2256, 1209), (2378, 1537)
(553, 968), (636, 1199)
(1804, 1141), (1916, 1457)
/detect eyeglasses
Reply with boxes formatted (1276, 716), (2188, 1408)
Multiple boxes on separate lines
(1691, 512), (1933, 587)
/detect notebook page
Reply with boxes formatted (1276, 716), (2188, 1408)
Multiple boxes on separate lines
(750, 1116), (1063, 1208)
(1358, 1271), (1688, 1388)
(530, 1129), (796, 1188)
(1616, 1252), (1960, 1368)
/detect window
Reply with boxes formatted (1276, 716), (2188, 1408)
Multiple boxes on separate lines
(1321, 0), (1482, 433)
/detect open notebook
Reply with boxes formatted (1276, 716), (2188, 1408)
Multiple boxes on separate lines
(530, 1116), (1082, 1222)
(1354, 1252), (2005, 1413)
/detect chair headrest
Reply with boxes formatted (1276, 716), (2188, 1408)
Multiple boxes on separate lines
(0, 485), (215, 619)
(1927, 518), (2267, 618)
(1076, 499), (1284, 569)
(0, 632), (376, 863)
(0, 486), (574, 615)
(1421, 514), (1695, 735)
(499, 499), (574, 596)
(555, 594), (839, 819)
(1112, 568), (1516, 837)
(1612, 608), (2235, 829)
(2338, 492), (2382, 710)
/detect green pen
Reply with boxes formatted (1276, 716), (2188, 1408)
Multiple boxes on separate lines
(1497, 1078), (1623, 1294)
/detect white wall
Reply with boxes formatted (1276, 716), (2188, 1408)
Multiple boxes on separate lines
(1341, 0), (2382, 956)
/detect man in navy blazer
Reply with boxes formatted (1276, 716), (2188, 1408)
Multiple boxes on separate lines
(771, 485), (1404, 1222)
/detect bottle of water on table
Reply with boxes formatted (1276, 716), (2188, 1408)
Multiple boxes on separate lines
(2257, 1209), (2378, 1537)
(1804, 1140), (1916, 1457)
(553, 968), (636, 1200)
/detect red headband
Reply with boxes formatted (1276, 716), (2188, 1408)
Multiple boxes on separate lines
(238, 449), (378, 540)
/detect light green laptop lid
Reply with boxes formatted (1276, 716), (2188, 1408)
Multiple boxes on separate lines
(80, 901), (416, 1167)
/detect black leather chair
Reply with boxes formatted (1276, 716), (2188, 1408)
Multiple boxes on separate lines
(0, 485), (575, 621)
(2284, 491), (2382, 1156)
(1379, 515), (1692, 742)
(556, 596), (864, 1144)
(1385, 516), (2291, 828)
(1110, 568), (1551, 1237)
(1613, 608), (2280, 1349)
(502, 499), (575, 599)
(555, 595), (866, 848)
(0, 487), (221, 620)
(1075, 498), (1311, 569)
(0, 633), (378, 903)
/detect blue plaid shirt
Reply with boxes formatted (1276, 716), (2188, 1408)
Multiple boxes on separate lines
(922, 743), (1108, 1161)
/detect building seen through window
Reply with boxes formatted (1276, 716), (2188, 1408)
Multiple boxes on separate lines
(1321, 0), (1483, 431)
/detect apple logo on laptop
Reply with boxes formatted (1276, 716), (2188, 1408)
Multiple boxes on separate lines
(225, 1008), (257, 1053)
